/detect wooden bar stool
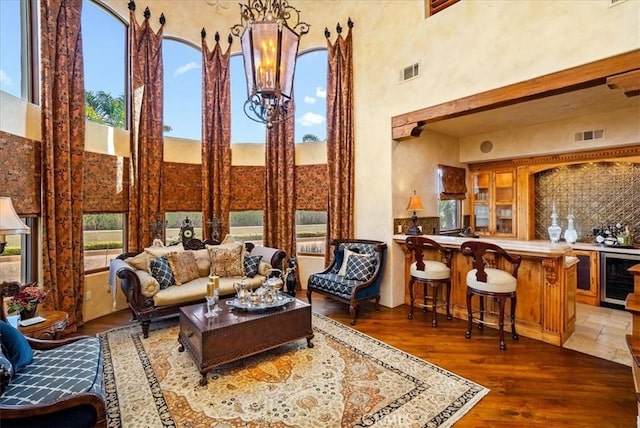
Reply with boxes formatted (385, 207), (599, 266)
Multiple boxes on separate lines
(406, 236), (452, 327)
(461, 240), (522, 350)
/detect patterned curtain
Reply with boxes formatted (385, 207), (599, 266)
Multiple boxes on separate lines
(127, 4), (165, 252)
(438, 164), (467, 200)
(201, 31), (232, 242)
(325, 20), (355, 264)
(40, 0), (85, 331)
(264, 113), (296, 263)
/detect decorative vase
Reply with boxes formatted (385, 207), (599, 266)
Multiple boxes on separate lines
(19, 301), (38, 320)
(548, 203), (562, 243)
(564, 214), (578, 244)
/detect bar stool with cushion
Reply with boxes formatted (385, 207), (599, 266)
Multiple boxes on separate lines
(461, 240), (522, 350)
(406, 236), (453, 327)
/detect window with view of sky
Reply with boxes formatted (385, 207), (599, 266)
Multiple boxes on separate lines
(1, 0), (328, 146)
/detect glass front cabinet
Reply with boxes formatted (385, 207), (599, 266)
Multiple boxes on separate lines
(471, 170), (516, 237)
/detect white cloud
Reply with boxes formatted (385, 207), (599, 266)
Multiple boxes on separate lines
(315, 86), (326, 98)
(304, 96), (316, 104)
(174, 62), (199, 77)
(0, 70), (13, 86)
(298, 111), (325, 127)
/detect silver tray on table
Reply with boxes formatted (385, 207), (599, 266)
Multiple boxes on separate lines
(225, 294), (294, 311)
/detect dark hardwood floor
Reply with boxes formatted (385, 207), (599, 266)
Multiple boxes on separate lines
(78, 296), (637, 427)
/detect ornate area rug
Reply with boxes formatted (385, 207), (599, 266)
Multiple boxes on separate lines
(100, 313), (488, 427)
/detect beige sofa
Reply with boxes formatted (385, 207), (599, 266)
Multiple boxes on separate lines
(112, 242), (285, 337)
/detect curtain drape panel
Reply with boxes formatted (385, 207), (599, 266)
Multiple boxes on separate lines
(264, 112), (296, 262)
(128, 4), (165, 252)
(325, 21), (355, 265)
(438, 164), (467, 200)
(201, 32), (232, 242)
(40, 0), (85, 332)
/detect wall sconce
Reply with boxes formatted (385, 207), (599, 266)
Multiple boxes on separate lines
(231, 0), (309, 129)
(0, 197), (30, 254)
(405, 191), (424, 236)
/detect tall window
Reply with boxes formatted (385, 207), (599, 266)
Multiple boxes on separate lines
(163, 39), (202, 140)
(296, 210), (326, 255)
(438, 201), (461, 232)
(0, 218), (36, 284)
(294, 49), (327, 143)
(230, 54), (266, 143)
(229, 211), (263, 243)
(83, 213), (124, 272)
(82, 0), (126, 128)
(0, 0), (35, 100)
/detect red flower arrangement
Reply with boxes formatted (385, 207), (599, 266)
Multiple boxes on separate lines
(8, 285), (47, 315)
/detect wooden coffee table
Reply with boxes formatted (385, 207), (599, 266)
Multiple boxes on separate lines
(178, 298), (314, 386)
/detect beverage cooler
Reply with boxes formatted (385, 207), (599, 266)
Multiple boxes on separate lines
(600, 251), (640, 308)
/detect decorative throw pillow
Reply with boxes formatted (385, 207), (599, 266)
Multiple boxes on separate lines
(125, 252), (149, 272)
(167, 251), (200, 285)
(193, 248), (211, 277)
(145, 243), (184, 264)
(345, 253), (375, 281)
(149, 256), (175, 289)
(338, 248), (360, 276)
(208, 243), (245, 277)
(244, 255), (263, 278)
(0, 321), (32, 375)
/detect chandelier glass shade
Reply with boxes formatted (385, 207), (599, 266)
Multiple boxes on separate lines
(232, 0), (309, 128)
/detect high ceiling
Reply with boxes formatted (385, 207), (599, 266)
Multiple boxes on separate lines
(423, 84), (640, 138)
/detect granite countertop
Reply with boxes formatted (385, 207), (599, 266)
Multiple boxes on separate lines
(570, 242), (640, 255)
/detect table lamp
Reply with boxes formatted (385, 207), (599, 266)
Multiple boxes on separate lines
(405, 191), (424, 236)
(0, 197), (30, 254)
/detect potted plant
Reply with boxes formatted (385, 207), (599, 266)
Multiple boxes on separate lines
(8, 285), (47, 320)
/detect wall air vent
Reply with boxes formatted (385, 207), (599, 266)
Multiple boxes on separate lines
(574, 129), (605, 142)
(400, 63), (420, 82)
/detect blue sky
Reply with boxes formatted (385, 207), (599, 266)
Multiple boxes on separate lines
(0, 0), (327, 144)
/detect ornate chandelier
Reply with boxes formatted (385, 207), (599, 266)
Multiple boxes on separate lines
(231, 0), (309, 129)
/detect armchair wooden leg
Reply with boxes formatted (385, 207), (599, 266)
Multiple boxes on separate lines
(349, 303), (357, 325)
(375, 296), (380, 311)
(306, 288), (313, 305)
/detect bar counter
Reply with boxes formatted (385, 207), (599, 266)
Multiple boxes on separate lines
(393, 234), (577, 346)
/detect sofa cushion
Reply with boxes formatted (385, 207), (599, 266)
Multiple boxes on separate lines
(125, 252), (149, 272)
(167, 251), (200, 285)
(307, 272), (362, 301)
(0, 337), (103, 406)
(149, 256), (175, 289)
(193, 248), (211, 277)
(208, 243), (245, 277)
(136, 270), (161, 297)
(0, 321), (32, 375)
(345, 253), (375, 281)
(152, 275), (265, 307)
(145, 243), (184, 264)
(244, 255), (263, 278)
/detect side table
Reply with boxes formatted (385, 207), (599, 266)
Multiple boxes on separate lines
(18, 310), (69, 339)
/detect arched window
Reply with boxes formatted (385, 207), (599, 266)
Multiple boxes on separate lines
(294, 49), (327, 143)
(82, 0), (126, 129)
(163, 39), (202, 141)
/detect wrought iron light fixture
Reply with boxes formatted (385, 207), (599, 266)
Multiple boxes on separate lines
(231, 0), (309, 129)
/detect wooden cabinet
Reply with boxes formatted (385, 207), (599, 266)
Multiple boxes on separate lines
(571, 249), (599, 306)
(471, 170), (516, 237)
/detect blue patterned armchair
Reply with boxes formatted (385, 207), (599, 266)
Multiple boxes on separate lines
(307, 239), (387, 325)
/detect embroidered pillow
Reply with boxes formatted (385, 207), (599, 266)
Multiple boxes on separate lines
(345, 253), (375, 281)
(208, 243), (245, 277)
(244, 255), (263, 278)
(167, 251), (200, 285)
(193, 248), (211, 277)
(338, 248), (360, 276)
(149, 256), (175, 289)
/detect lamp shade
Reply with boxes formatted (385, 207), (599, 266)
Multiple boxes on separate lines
(406, 195), (424, 211)
(0, 197), (30, 235)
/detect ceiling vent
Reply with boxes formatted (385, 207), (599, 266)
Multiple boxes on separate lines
(574, 129), (605, 142)
(400, 63), (420, 82)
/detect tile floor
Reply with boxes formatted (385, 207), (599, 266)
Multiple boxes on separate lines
(564, 303), (632, 366)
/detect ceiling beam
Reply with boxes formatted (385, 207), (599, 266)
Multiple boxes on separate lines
(391, 49), (640, 141)
(607, 69), (640, 97)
